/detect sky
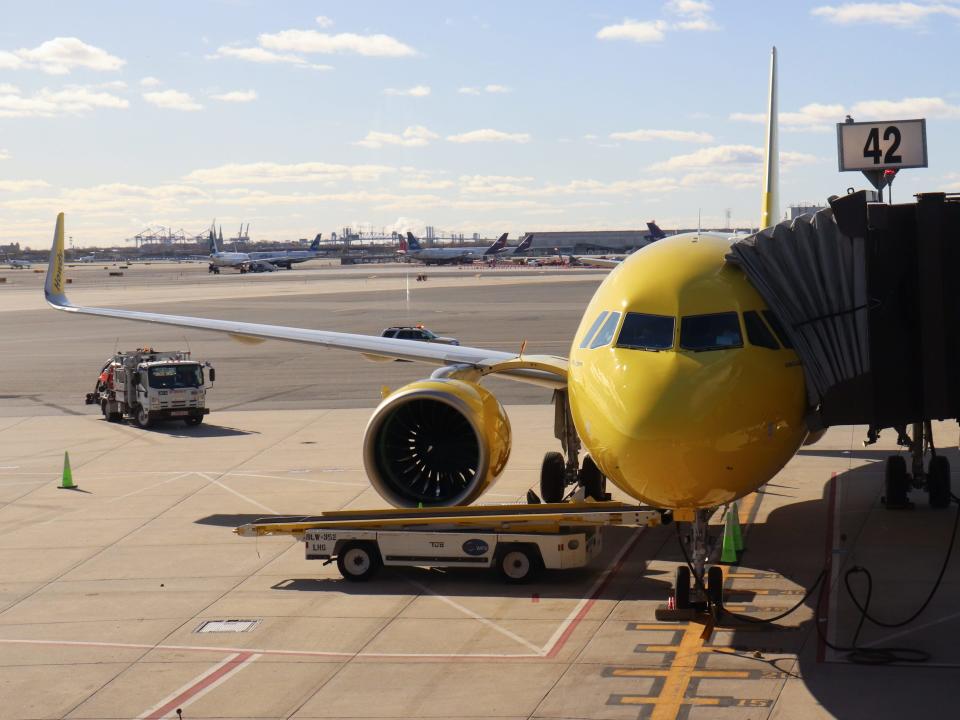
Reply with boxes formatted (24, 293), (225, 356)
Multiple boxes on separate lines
(1, 0), (959, 248)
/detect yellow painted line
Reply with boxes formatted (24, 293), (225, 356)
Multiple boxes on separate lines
(609, 668), (750, 679)
(629, 624), (689, 631)
(622, 696), (721, 707)
(649, 622), (707, 720)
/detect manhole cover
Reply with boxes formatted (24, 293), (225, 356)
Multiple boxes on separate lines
(195, 619), (261, 633)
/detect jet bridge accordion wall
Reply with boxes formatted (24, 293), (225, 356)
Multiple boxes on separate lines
(727, 191), (960, 429)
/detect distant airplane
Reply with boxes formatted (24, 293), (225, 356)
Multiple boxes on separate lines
(572, 222), (670, 268)
(208, 228), (322, 272)
(399, 232), (507, 265)
(6, 258), (32, 269)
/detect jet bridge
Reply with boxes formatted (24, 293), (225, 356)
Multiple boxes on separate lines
(728, 190), (960, 506)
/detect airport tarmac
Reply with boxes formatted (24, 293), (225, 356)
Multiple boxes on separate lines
(1, 263), (959, 719)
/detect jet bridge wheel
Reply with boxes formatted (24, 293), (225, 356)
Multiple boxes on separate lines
(928, 455), (951, 509)
(883, 455), (910, 509)
(336, 541), (382, 582)
(540, 452), (566, 503)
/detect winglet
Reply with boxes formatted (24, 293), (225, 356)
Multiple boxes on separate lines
(44, 213), (71, 308)
(759, 46), (779, 229)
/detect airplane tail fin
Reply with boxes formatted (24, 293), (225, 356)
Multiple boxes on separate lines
(209, 224), (219, 254)
(44, 213), (69, 307)
(484, 232), (509, 255)
(310, 234), (321, 251)
(515, 234), (533, 253)
(406, 232), (422, 251)
(646, 221), (666, 240)
(398, 235), (408, 253)
(759, 46), (779, 229)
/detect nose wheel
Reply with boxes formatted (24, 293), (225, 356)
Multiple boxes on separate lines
(881, 421), (952, 510)
(656, 509), (726, 621)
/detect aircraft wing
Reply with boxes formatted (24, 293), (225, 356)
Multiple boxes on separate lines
(44, 214), (567, 389)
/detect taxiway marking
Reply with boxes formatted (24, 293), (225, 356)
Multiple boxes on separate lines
(136, 651), (260, 720)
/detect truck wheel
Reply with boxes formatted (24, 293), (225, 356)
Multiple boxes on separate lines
(134, 406), (153, 428)
(185, 416), (203, 426)
(337, 542), (381, 582)
(497, 545), (541, 583)
(540, 452), (566, 503)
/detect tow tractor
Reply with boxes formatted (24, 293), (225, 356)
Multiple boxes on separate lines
(85, 348), (215, 428)
(236, 501), (663, 582)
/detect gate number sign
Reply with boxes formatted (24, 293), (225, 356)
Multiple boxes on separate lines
(837, 119), (927, 172)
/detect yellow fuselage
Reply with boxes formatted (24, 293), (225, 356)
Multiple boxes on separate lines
(567, 233), (807, 510)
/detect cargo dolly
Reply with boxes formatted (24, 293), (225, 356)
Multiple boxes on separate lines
(236, 501), (663, 582)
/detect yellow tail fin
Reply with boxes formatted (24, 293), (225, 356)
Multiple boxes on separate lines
(759, 46), (779, 229)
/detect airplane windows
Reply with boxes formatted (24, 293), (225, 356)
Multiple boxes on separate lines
(589, 311), (622, 349)
(616, 313), (674, 351)
(679, 312), (743, 351)
(743, 310), (779, 350)
(579, 311), (609, 349)
(762, 310), (794, 349)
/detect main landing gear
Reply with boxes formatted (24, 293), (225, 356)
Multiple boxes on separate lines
(877, 421), (952, 510)
(656, 509), (726, 621)
(535, 390), (611, 504)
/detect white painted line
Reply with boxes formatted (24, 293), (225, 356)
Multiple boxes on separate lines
(198, 472), (278, 514)
(863, 608), (960, 648)
(0, 480), (47, 487)
(540, 527), (641, 655)
(226, 472), (366, 488)
(406, 578), (545, 655)
(108, 471), (198, 503)
(136, 651), (260, 720)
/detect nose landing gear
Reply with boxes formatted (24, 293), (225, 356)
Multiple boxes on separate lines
(880, 421), (952, 510)
(656, 508), (727, 622)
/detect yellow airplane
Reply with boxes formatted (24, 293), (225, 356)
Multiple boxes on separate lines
(43, 48), (800, 597)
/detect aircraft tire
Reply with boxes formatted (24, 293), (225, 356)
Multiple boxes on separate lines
(336, 542), (381, 582)
(675, 565), (691, 609)
(580, 455), (607, 500)
(928, 455), (951, 509)
(540, 452), (566, 503)
(884, 455), (909, 508)
(707, 566), (724, 610)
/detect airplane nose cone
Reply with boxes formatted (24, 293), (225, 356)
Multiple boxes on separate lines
(570, 349), (806, 509)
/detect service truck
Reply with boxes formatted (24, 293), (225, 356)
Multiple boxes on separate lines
(85, 348), (215, 428)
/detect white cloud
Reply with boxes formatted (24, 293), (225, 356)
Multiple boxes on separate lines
(666, 0), (719, 30)
(210, 89), (257, 103)
(211, 46), (311, 67)
(0, 83), (19, 94)
(8, 37), (125, 75)
(355, 126), (439, 148)
(485, 84), (511, 93)
(596, 19), (668, 43)
(650, 144), (818, 171)
(259, 29), (417, 57)
(731, 97), (960, 132)
(812, 2), (960, 26)
(315, 15), (334, 28)
(610, 128), (714, 143)
(0, 179), (49, 192)
(460, 175), (535, 194)
(383, 85), (430, 97)
(140, 76), (162, 87)
(0, 85), (128, 118)
(458, 87), (481, 95)
(142, 89), (203, 112)
(399, 178), (455, 190)
(584, 133), (599, 140)
(0, 148), (8, 159)
(446, 129), (531, 143)
(183, 161), (395, 185)
(678, 170), (758, 188)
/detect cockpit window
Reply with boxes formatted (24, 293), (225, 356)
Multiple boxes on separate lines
(743, 310), (779, 350)
(762, 310), (794, 349)
(588, 311), (622, 349)
(616, 313), (674, 351)
(679, 312), (743, 351)
(579, 311), (609, 349)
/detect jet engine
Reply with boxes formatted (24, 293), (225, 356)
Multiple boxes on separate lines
(363, 378), (511, 507)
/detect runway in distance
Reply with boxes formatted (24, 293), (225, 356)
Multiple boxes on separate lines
(44, 47), (800, 583)
(399, 231), (507, 265)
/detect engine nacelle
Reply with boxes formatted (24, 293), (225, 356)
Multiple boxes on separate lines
(363, 378), (511, 507)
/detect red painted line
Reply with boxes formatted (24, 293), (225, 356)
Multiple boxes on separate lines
(144, 651), (254, 720)
(545, 530), (644, 658)
(818, 472), (838, 663)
